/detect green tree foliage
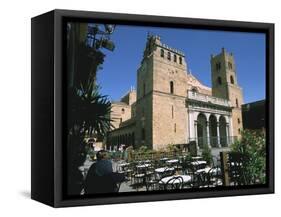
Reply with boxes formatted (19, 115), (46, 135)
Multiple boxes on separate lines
(66, 24), (115, 194)
(231, 130), (266, 184)
(67, 83), (112, 137)
(201, 144), (212, 166)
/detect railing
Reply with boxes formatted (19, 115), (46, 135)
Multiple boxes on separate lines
(187, 91), (231, 107)
(189, 136), (238, 149)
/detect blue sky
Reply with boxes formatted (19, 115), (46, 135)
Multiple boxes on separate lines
(96, 24), (266, 103)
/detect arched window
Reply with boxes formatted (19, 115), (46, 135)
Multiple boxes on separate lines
(238, 118), (240, 124)
(179, 57), (182, 64)
(174, 123), (177, 133)
(191, 87), (198, 93)
(228, 62), (233, 70)
(167, 52), (171, 60)
(217, 76), (222, 85)
(121, 108), (125, 114)
(216, 62), (221, 71)
(174, 54), (177, 62)
(160, 49), (164, 57)
(230, 75), (234, 84)
(236, 98), (239, 107)
(170, 81), (174, 94)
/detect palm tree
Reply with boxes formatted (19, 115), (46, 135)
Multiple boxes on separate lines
(66, 22), (116, 195)
(67, 83), (112, 195)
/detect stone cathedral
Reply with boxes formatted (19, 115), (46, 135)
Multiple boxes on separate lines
(107, 35), (243, 152)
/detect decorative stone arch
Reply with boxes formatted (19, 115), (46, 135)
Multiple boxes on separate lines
(179, 56), (182, 64)
(209, 114), (218, 147)
(197, 113), (207, 149)
(160, 48), (164, 57)
(230, 75), (235, 84)
(219, 116), (227, 147)
(167, 51), (171, 60)
(173, 54), (177, 62)
(191, 86), (198, 93)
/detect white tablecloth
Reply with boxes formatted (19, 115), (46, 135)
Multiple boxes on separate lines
(155, 167), (175, 173)
(166, 159), (179, 164)
(191, 160), (207, 166)
(136, 164), (151, 168)
(196, 167), (221, 174)
(159, 175), (191, 184)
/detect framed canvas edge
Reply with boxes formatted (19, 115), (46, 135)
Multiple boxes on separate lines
(52, 9), (275, 208)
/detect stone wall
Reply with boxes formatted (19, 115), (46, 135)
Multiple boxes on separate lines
(152, 92), (188, 150)
(211, 48), (244, 139)
(110, 102), (131, 129)
(107, 36), (244, 151)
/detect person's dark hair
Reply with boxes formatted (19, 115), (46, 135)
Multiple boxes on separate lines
(96, 150), (108, 161)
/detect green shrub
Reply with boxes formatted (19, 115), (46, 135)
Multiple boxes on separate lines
(231, 129), (266, 184)
(202, 144), (212, 166)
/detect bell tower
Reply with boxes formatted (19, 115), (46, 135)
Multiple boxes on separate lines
(211, 48), (244, 138)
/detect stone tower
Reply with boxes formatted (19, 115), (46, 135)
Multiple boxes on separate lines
(135, 35), (189, 150)
(211, 48), (243, 138)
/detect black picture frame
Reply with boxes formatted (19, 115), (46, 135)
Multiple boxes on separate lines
(31, 9), (274, 207)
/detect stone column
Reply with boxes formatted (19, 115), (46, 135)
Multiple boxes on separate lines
(216, 122), (221, 148)
(226, 123), (230, 146)
(206, 121), (211, 148)
(194, 120), (199, 151)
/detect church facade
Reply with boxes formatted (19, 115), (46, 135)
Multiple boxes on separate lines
(106, 35), (243, 152)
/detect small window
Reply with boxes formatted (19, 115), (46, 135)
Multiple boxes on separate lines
(160, 49), (164, 57)
(238, 128), (241, 134)
(191, 87), (198, 93)
(238, 118), (240, 124)
(170, 81), (174, 94)
(216, 62), (221, 71)
(167, 52), (171, 60)
(236, 98), (239, 107)
(230, 75), (234, 84)
(174, 54), (177, 62)
(217, 77), (222, 85)
(174, 123), (176, 133)
(228, 62), (233, 70)
(179, 57), (182, 64)
(121, 108), (125, 114)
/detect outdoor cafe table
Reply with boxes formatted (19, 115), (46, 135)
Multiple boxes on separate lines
(155, 167), (175, 173)
(166, 159), (179, 164)
(195, 167), (221, 175)
(191, 160), (207, 166)
(117, 162), (130, 172)
(143, 160), (151, 163)
(159, 175), (192, 184)
(192, 156), (203, 160)
(118, 162), (130, 167)
(136, 164), (151, 169)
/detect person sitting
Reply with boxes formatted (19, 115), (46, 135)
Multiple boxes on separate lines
(84, 150), (125, 194)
